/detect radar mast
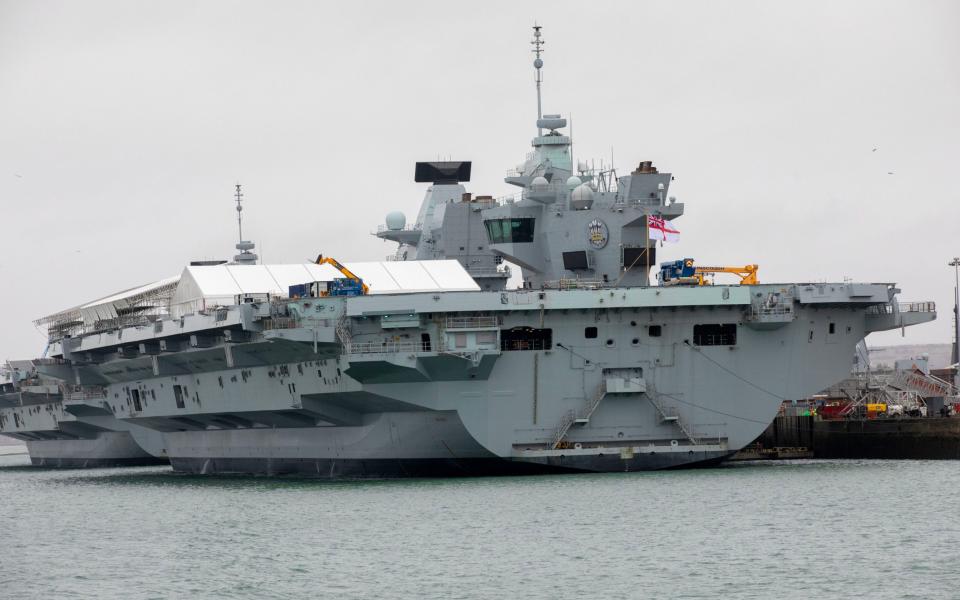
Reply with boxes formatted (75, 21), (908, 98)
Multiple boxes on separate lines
(532, 24), (544, 136)
(233, 183), (258, 265)
(235, 183), (244, 242)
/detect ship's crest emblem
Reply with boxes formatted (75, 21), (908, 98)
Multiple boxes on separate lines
(587, 218), (609, 249)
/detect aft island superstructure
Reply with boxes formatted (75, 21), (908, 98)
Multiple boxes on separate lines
(0, 27), (937, 475)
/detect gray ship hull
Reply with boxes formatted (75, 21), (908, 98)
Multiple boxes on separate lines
(169, 453), (732, 478)
(161, 410), (731, 477)
(26, 431), (167, 468)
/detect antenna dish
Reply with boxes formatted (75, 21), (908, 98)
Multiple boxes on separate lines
(536, 116), (566, 131)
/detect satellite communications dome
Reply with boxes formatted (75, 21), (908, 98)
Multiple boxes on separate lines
(385, 211), (406, 231)
(566, 176), (582, 189)
(570, 183), (595, 210)
(531, 176), (549, 188)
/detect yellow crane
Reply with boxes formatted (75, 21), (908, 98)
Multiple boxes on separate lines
(658, 259), (759, 286)
(315, 254), (369, 296)
(694, 264), (759, 286)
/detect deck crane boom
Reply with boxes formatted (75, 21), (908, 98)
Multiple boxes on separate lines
(315, 254), (369, 296)
(694, 264), (759, 285)
(658, 258), (759, 286)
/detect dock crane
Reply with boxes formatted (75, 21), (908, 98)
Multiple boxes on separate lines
(658, 258), (759, 286)
(315, 254), (369, 296)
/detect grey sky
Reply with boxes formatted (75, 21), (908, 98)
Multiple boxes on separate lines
(1, 0), (957, 361)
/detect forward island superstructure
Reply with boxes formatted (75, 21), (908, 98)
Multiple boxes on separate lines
(0, 27), (937, 474)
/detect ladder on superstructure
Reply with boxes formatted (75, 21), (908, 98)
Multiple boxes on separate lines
(335, 313), (352, 347)
(551, 383), (606, 449)
(645, 384), (699, 445)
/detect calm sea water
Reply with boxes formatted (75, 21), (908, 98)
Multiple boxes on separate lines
(1, 453), (957, 599)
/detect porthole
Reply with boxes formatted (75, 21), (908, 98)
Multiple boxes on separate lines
(605, 339), (615, 347)
(631, 338), (640, 346)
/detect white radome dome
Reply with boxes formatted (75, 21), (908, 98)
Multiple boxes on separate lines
(572, 183), (594, 202)
(570, 183), (595, 210)
(385, 211), (406, 231)
(531, 176), (549, 188)
(566, 176), (582, 189)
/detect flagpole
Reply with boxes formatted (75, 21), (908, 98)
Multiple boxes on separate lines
(645, 210), (650, 286)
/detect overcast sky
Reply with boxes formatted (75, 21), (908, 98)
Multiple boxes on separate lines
(1, 0), (958, 361)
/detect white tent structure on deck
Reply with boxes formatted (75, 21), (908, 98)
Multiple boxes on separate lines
(77, 276), (181, 325)
(169, 260), (480, 317)
(35, 276), (181, 336)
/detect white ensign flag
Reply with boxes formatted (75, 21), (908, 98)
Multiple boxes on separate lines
(647, 215), (680, 243)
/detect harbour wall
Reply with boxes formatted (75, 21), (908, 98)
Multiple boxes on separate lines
(751, 416), (960, 460)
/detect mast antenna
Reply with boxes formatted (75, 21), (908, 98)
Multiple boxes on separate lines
(235, 183), (244, 243)
(531, 24), (544, 136)
(232, 183), (258, 265)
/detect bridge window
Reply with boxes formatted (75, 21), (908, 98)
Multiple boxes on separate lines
(131, 389), (142, 412)
(693, 324), (737, 346)
(501, 327), (552, 351)
(584, 326), (598, 339)
(648, 325), (662, 337)
(484, 218), (535, 243)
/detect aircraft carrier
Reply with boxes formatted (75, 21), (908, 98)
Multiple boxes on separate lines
(0, 27), (936, 475)
(0, 360), (166, 466)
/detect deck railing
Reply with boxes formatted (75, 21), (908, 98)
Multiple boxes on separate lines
(541, 279), (606, 290)
(867, 301), (936, 315)
(346, 341), (434, 355)
(66, 387), (108, 402)
(501, 340), (551, 352)
(445, 316), (499, 329)
(899, 301), (936, 313)
(261, 317), (300, 330)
